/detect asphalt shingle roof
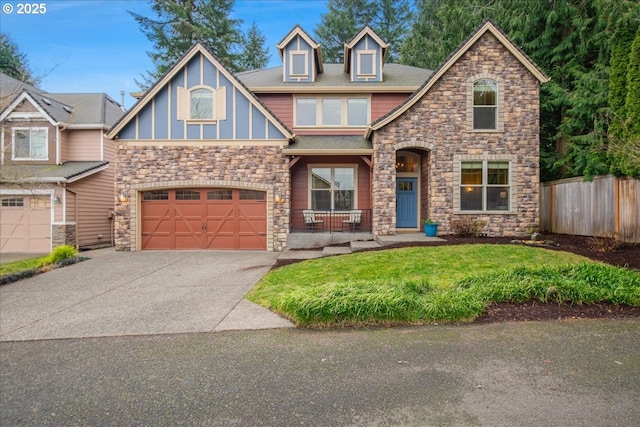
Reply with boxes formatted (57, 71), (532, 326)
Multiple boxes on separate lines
(0, 161), (109, 182)
(237, 63), (433, 91)
(283, 136), (372, 153)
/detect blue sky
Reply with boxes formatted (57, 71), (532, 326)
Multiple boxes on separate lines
(1, 0), (327, 108)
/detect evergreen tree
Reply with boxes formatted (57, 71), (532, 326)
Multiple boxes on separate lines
(238, 21), (270, 71)
(374, 0), (413, 62)
(314, 0), (378, 63)
(0, 33), (37, 86)
(130, 0), (243, 88)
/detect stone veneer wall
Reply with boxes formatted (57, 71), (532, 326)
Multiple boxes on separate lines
(114, 144), (290, 251)
(52, 224), (76, 248)
(372, 33), (541, 237)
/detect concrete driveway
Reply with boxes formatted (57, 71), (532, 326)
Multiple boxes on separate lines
(0, 249), (293, 341)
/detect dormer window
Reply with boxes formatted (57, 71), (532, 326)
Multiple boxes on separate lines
(290, 51), (309, 77)
(190, 88), (214, 120)
(357, 51), (376, 77)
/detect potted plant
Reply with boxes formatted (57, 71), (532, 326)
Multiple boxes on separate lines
(423, 219), (439, 237)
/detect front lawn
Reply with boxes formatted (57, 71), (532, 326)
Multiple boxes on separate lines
(247, 244), (640, 327)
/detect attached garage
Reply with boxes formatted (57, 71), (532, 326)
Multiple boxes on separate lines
(140, 188), (267, 250)
(0, 195), (51, 253)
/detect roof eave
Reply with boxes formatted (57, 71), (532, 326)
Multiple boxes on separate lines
(282, 148), (373, 155)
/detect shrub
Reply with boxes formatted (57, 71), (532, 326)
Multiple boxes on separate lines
(40, 245), (78, 266)
(587, 232), (625, 252)
(450, 217), (487, 237)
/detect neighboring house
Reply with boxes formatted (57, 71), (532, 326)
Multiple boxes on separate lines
(107, 20), (548, 252)
(0, 73), (124, 253)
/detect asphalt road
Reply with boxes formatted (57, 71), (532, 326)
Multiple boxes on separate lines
(1, 319), (639, 426)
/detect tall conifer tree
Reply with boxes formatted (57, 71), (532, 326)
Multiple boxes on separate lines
(130, 0), (243, 88)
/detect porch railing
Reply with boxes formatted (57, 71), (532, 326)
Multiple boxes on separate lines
(290, 209), (372, 233)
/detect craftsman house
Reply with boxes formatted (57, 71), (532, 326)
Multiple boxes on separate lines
(0, 73), (124, 253)
(107, 20), (548, 251)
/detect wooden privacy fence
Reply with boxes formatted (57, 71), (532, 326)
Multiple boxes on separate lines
(540, 176), (640, 243)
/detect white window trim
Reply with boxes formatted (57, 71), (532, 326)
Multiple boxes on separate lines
(308, 164), (358, 210)
(11, 127), (49, 161)
(356, 50), (377, 78)
(466, 74), (504, 133)
(294, 96), (370, 128)
(453, 155), (517, 214)
(177, 85), (225, 123)
(289, 50), (309, 78)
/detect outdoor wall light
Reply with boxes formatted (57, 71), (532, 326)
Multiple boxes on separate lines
(54, 196), (61, 204)
(274, 193), (283, 203)
(119, 191), (129, 203)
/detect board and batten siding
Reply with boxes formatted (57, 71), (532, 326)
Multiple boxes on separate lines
(67, 167), (115, 247)
(117, 52), (288, 142)
(540, 176), (640, 243)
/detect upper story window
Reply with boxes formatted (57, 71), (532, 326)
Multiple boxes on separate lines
(473, 79), (497, 130)
(357, 51), (376, 77)
(12, 128), (48, 160)
(295, 96), (369, 128)
(190, 88), (214, 120)
(177, 85), (226, 122)
(290, 51), (309, 77)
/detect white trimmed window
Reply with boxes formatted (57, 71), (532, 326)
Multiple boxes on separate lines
(295, 97), (369, 127)
(472, 79), (498, 130)
(310, 166), (356, 210)
(290, 50), (309, 77)
(460, 161), (510, 211)
(190, 88), (214, 120)
(12, 128), (48, 160)
(357, 50), (376, 77)
(177, 85), (226, 121)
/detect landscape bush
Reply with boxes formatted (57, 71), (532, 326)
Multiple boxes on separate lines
(40, 245), (78, 267)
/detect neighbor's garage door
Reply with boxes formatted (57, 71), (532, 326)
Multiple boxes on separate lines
(141, 188), (266, 250)
(1, 196), (51, 253)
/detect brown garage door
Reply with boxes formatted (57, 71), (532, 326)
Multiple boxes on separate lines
(141, 188), (266, 250)
(1, 196), (51, 253)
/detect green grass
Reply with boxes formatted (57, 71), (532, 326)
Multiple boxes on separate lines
(0, 245), (78, 278)
(0, 256), (49, 276)
(247, 244), (640, 327)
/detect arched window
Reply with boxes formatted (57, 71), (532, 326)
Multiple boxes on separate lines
(473, 79), (497, 130)
(190, 88), (214, 120)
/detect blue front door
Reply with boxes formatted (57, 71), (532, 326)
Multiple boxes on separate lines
(396, 178), (418, 228)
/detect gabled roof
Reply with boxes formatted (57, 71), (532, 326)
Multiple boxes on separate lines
(0, 73), (44, 109)
(47, 93), (124, 127)
(276, 25), (324, 74)
(107, 43), (294, 140)
(365, 19), (550, 138)
(237, 63), (433, 93)
(0, 72), (124, 129)
(0, 161), (109, 184)
(344, 26), (389, 73)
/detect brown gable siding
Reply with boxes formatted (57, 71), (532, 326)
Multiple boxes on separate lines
(372, 32), (540, 237)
